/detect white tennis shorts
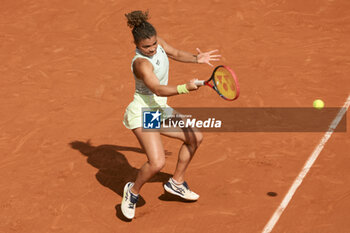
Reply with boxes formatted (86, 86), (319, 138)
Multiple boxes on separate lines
(123, 92), (173, 129)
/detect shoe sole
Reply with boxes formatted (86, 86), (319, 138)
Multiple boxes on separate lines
(163, 183), (199, 201)
(121, 183), (134, 220)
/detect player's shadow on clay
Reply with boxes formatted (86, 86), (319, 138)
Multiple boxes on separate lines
(69, 140), (173, 221)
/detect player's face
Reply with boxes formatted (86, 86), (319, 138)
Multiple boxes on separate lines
(136, 35), (158, 57)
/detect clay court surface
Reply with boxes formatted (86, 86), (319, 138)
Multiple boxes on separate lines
(1, 0), (349, 232)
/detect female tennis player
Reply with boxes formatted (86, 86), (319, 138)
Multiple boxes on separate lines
(121, 10), (221, 219)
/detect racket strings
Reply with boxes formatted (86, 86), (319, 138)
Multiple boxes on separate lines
(213, 67), (238, 100)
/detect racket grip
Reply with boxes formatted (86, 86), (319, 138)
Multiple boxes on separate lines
(194, 80), (205, 86)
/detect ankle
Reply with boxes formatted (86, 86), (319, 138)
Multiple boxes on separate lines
(171, 177), (184, 185)
(130, 187), (139, 196)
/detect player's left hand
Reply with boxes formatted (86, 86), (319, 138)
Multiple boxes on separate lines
(196, 48), (221, 67)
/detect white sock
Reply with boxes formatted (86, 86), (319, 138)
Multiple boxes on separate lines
(129, 183), (139, 196)
(171, 177), (183, 185)
(130, 189), (139, 196)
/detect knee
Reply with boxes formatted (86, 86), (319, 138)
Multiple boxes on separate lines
(195, 132), (203, 147)
(186, 132), (203, 149)
(150, 158), (166, 172)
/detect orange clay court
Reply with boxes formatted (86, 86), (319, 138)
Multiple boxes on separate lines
(1, 0), (349, 232)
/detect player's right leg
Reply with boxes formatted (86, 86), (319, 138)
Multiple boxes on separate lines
(121, 128), (165, 219)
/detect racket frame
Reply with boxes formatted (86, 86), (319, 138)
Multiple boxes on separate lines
(203, 65), (240, 101)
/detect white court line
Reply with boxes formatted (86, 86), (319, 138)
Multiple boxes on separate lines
(262, 95), (350, 233)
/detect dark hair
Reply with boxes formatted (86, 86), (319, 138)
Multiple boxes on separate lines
(125, 10), (157, 44)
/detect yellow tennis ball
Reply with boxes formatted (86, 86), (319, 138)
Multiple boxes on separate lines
(313, 99), (324, 109)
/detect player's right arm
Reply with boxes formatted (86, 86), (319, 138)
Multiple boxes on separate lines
(132, 58), (197, 97)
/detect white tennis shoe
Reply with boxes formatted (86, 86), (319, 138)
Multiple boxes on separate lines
(121, 182), (139, 219)
(163, 178), (199, 201)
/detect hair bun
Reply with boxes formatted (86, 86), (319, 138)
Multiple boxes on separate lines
(125, 10), (149, 28)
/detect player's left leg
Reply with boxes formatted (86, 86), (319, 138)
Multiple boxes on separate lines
(160, 126), (203, 200)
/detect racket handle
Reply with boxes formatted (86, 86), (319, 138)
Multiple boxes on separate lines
(194, 80), (205, 86)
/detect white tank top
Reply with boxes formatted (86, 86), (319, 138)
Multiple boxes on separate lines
(131, 45), (169, 95)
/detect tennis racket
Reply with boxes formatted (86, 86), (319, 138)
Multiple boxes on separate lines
(195, 65), (240, 101)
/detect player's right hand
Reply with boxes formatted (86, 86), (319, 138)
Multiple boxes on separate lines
(186, 79), (200, 91)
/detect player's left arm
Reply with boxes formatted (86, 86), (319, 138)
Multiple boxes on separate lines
(158, 37), (221, 67)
